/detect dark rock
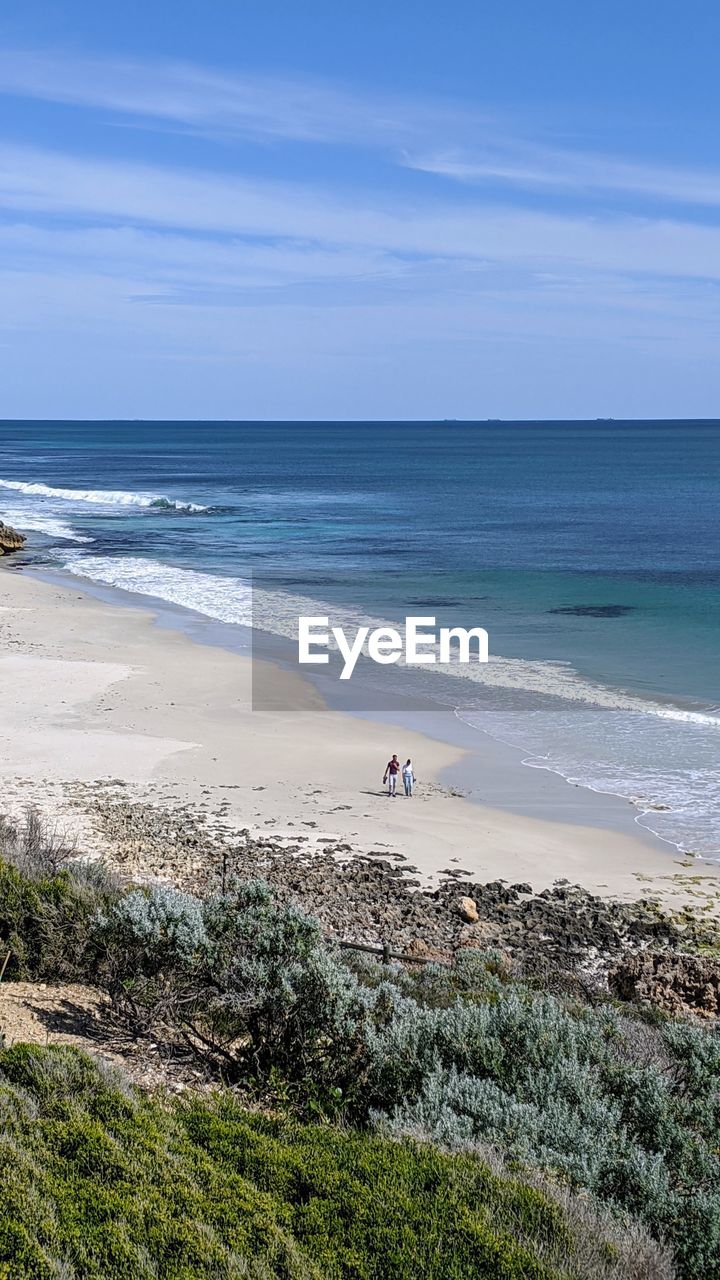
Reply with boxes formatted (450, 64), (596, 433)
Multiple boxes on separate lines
(74, 787), (720, 997)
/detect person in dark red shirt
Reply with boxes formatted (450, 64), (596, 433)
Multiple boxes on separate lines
(383, 754), (400, 796)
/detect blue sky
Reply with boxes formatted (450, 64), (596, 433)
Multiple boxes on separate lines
(2, 0), (720, 419)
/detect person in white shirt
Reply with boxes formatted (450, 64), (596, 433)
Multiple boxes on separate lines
(402, 759), (415, 796)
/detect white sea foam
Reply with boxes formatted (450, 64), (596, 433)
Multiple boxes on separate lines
(0, 478), (206, 512)
(456, 703), (720, 855)
(61, 553), (720, 732)
(248, 591), (720, 730)
(62, 554), (252, 625)
(0, 507), (94, 543)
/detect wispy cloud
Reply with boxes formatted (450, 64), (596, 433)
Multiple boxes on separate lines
(1, 48), (720, 417)
(2, 48), (720, 214)
(0, 49), (455, 147)
(0, 222), (404, 288)
(2, 143), (720, 286)
(405, 146), (720, 208)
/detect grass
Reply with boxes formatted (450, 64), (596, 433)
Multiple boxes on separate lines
(0, 1044), (662, 1280)
(0, 830), (695, 1278)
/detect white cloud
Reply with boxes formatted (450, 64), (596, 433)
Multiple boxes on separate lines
(2, 256), (718, 422)
(405, 146), (720, 208)
(1, 143), (720, 286)
(0, 222), (405, 290)
(1, 50), (719, 415)
(0, 49), (455, 147)
(2, 48), (720, 214)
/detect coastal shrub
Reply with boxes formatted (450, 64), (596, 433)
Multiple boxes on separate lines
(198, 881), (372, 1092)
(7, 864), (716, 1279)
(365, 988), (720, 1279)
(361, 985), (616, 1113)
(0, 857), (116, 983)
(375, 1062), (684, 1225)
(91, 880), (719, 1276)
(0, 808), (120, 984)
(96, 880), (372, 1096)
(0, 1043), (659, 1280)
(100, 884), (208, 964)
(346, 946), (512, 1007)
(94, 884), (210, 1030)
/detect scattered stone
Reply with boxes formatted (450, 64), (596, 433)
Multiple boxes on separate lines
(54, 784), (720, 1004)
(457, 896), (480, 923)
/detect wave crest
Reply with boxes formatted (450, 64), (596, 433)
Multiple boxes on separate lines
(0, 478), (206, 513)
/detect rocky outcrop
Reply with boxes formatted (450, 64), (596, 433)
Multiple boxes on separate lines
(0, 520), (26, 556)
(66, 787), (720, 1013)
(610, 952), (720, 1018)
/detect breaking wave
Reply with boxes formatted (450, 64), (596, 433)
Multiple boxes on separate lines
(0, 478), (206, 513)
(61, 554), (252, 626)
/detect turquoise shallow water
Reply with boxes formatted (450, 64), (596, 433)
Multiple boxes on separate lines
(1, 420), (718, 854)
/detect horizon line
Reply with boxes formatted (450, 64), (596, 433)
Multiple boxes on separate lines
(1, 417), (720, 426)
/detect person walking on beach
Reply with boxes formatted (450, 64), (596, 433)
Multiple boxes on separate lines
(402, 759), (414, 796)
(383, 754), (400, 796)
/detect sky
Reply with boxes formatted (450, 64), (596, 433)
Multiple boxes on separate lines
(1, 0), (720, 419)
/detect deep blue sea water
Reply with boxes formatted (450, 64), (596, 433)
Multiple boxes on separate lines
(1, 420), (718, 855)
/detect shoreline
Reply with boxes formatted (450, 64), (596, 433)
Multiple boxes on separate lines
(25, 560), (693, 848)
(26, 553), (720, 860)
(1, 562), (718, 908)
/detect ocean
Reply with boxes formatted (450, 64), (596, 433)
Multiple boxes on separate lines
(1, 420), (718, 856)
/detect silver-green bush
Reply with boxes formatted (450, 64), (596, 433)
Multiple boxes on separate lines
(90, 879), (719, 1279)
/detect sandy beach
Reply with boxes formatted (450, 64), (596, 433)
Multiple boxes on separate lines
(1, 565), (717, 910)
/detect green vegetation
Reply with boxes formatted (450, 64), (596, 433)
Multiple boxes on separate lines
(3, 814), (718, 1278)
(0, 857), (113, 983)
(0, 811), (115, 983)
(0, 1043), (641, 1280)
(86, 878), (719, 1279)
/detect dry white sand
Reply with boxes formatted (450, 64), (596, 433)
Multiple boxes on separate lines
(1, 567), (718, 908)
